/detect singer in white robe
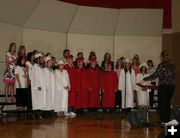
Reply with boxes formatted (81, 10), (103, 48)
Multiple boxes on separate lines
(136, 73), (150, 106)
(118, 59), (136, 109)
(54, 60), (70, 113)
(31, 54), (46, 110)
(43, 56), (55, 111)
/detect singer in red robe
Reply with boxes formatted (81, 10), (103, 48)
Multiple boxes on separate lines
(74, 57), (87, 109)
(100, 61), (118, 108)
(86, 57), (100, 108)
(64, 55), (76, 108)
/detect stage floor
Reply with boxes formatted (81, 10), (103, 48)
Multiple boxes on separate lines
(0, 112), (163, 138)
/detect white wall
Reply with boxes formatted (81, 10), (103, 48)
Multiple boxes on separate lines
(114, 36), (162, 66)
(23, 28), (67, 60)
(67, 33), (114, 63)
(0, 23), (22, 61)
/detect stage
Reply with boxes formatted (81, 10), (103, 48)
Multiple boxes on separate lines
(0, 112), (163, 138)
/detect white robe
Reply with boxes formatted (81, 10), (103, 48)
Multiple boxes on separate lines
(31, 64), (46, 110)
(54, 69), (70, 112)
(118, 69), (136, 109)
(136, 73), (150, 106)
(44, 68), (55, 110)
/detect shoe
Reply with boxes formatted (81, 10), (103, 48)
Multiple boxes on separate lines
(70, 112), (76, 116)
(64, 112), (72, 116)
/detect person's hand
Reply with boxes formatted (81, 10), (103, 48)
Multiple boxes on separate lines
(140, 80), (146, 85)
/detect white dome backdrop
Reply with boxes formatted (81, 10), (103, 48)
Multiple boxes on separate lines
(0, 0), (163, 89)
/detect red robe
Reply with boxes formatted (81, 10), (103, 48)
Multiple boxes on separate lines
(100, 71), (118, 108)
(74, 68), (88, 109)
(64, 64), (76, 108)
(86, 67), (100, 108)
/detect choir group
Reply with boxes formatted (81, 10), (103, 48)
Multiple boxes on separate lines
(3, 42), (157, 118)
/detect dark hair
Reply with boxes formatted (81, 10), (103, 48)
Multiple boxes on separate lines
(147, 60), (154, 67)
(63, 49), (70, 55)
(89, 51), (96, 59)
(46, 52), (52, 57)
(140, 66), (147, 74)
(77, 52), (83, 57)
(161, 51), (171, 63)
(52, 56), (56, 60)
(16, 56), (25, 67)
(33, 50), (38, 55)
(115, 59), (122, 69)
(18, 45), (26, 56)
(8, 42), (16, 52)
(124, 63), (132, 73)
(27, 52), (33, 62)
(103, 53), (111, 61)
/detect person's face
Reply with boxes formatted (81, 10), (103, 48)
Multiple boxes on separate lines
(39, 56), (44, 64)
(105, 54), (111, 61)
(147, 62), (152, 67)
(58, 64), (64, 70)
(78, 61), (84, 69)
(67, 58), (73, 64)
(47, 59), (53, 68)
(125, 63), (130, 69)
(52, 58), (56, 65)
(64, 51), (70, 58)
(132, 58), (137, 64)
(134, 55), (139, 60)
(11, 44), (16, 52)
(78, 54), (83, 58)
(21, 48), (26, 54)
(141, 66), (146, 73)
(31, 55), (34, 63)
(118, 60), (122, 67)
(91, 61), (97, 68)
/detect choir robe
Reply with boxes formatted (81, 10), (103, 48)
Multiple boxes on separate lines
(31, 63), (46, 110)
(118, 69), (136, 109)
(44, 68), (55, 110)
(64, 64), (76, 108)
(86, 67), (100, 108)
(136, 73), (150, 106)
(100, 71), (118, 108)
(54, 69), (70, 112)
(74, 68), (87, 109)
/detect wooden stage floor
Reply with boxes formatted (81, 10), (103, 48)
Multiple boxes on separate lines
(0, 112), (163, 138)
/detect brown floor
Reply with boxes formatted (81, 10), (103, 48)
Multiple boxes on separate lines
(0, 112), (163, 138)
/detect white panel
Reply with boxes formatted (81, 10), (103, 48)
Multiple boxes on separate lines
(24, 0), (78, 32)
(69, 6), (119, 35)
(114, 36), (162, 66)
(23, 28), (66, 60)
(116, 9), (163, 36)
(0, 0), (39, 26)
(67, 33), (114, 63)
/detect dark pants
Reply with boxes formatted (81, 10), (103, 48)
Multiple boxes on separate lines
(16, 88), (28, 107)
(115, 90), (121, 108)
(158, 85), (175, 122)
(149, 82), (156, 107)
(26, 86), (32, 110)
